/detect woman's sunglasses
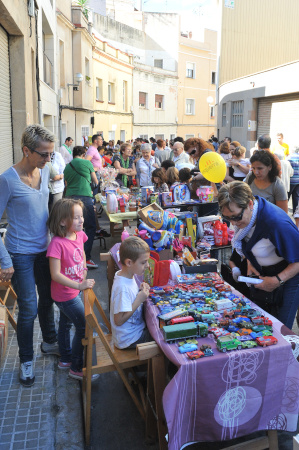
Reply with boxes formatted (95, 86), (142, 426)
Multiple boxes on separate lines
(221, 207), (245, 223)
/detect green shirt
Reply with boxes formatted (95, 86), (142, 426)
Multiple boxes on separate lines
(64, 158), (95, 198)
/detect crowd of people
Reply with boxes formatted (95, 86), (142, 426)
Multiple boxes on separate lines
(0, 123), (299, 388)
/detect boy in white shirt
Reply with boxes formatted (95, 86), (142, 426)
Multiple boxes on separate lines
(110, 237), (151, 349)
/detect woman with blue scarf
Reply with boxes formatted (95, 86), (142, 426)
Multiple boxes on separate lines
(218, 181), (299, 329)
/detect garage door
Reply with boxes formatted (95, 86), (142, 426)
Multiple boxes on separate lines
(0, 26), (13, 174)
(257, 94), (299, 151)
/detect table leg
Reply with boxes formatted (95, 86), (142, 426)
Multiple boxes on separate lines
(267, 430), (278, 450)
(145, 359), (157, 444)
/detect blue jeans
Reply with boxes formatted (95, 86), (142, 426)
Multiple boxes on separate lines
(68, 195), (96, 260)
(277, 272), (299, 329)
(288, 183), (299, 214)
(55, 293), (85, 372)
(10, 251), (57, 363)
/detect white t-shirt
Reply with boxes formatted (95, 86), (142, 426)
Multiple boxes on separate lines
(245, 227), (284, 267)
(233, 158), (250, 177)
(110, 271), (145, 349)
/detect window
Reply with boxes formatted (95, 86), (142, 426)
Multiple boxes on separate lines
(210, 106), (215, 118)
(139, 92), (147, 108)
(108, 131), (115, 141)
(96, 78), (103, 101)
(155, 94), (164, 109)
(232, 101), (244, 127)
(139, 134), (148, 140)
(222, 103), (227, 127)
(185, 134), (195, 140)
(154, 59), (163, 69)
(170, 134), (175, 141)
(155, 134), (164, 140)
(82, 126), (89, 140)
(185, 99), (195, 115)
(186, 62), (195, 79)
(123, 81), (127, 111)
(85, 58), (90, 82)
(108, 82), (115, 103)
(59, 40), (65, 87)
(211, 72), (216, 85)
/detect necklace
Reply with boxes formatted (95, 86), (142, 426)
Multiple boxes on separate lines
(20, 168), (34, 187)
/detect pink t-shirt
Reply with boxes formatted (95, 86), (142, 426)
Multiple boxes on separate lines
(46, 231), (88, 302)
(86, 145), (103, 171)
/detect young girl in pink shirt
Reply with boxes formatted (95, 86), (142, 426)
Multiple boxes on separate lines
(47, 198), (97, 380)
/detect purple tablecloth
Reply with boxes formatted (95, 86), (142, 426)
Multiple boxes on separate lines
(145, 291), (299, 450)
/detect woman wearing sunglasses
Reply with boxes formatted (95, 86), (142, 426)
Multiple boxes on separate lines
(218, 181), (299, 329)
(0, 125), (59, 387)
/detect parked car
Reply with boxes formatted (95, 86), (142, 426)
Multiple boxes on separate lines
(241, 340), (258, 349)
(256, 336), (278, 347)
(238, 328), (253, 336)
(186, 350), (204, 360)
(179, 343), (198, 354)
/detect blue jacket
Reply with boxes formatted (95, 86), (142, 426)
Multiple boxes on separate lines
(241, 196), (299, 273)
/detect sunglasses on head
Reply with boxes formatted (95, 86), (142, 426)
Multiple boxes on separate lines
(221, 207), (245, 223)
(188, 149), (197, 155)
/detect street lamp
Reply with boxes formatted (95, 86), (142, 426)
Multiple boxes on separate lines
(68, 73), (84, 91)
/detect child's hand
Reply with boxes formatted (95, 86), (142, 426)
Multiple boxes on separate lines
(80, 279), (95, 290)
(138, 284), (150, 303)
(140, 282), (150, 291)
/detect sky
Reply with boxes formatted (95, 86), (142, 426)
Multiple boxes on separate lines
(141, 0), (213, 14)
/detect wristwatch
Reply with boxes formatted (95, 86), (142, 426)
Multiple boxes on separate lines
(275, 275), (285, 286)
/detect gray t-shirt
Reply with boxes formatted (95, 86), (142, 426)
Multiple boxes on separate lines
(245, 174), (287, 204)
(155, 148), (171, 163)
(0, 166), (50, 269)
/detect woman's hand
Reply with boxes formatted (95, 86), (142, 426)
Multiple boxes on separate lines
(80, 279), (95, 290)
(256, 276), (279, 292)
(0, 266), (14, 282)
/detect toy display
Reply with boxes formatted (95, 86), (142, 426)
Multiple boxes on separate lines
(148, 272), (278, 359)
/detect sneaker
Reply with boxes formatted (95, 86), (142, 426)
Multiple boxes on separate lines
(69, 369), (99, 382)
(86, 259), (98, 269)
(19, 361), (35, 387)
(41, 341), (60, 356)
(58, 361), (72, 370)
(96, 229), (111, 238)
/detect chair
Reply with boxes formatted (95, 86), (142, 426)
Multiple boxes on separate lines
(82, 289), (165, 447)
(0, 281), (17, 331)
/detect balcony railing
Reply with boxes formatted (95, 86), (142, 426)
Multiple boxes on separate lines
(43, 52), (53, 89)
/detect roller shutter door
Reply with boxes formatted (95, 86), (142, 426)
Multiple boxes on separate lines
(257, 94), (299, 150)
(0, 26), (13, 174)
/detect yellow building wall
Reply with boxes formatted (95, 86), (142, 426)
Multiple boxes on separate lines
(93, 39), (133, 141)
(220, 0), (299, 85)
(177, 30), (217, 140)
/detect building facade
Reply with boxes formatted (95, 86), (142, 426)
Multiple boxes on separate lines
(217, 0), (299, 152)
(92, 37), (133, 142)
(177, 29), (217, 141)
(0, 0), (39, 170)
(133, 62), (178, 141)
(57, 2), (95, 146)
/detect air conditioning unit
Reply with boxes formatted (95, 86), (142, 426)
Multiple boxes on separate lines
(28, 0), (35, 17)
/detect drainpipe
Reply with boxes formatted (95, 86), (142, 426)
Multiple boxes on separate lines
(35, 8), (42, 124)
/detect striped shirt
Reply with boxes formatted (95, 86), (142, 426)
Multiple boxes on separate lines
(288, 153), (299, 184)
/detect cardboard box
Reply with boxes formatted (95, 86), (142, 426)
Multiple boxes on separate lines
(0, 305), (8, 367)
(138, 202), (163, 226)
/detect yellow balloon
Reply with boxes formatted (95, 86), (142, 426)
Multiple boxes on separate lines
(199, 152), (227, 183)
